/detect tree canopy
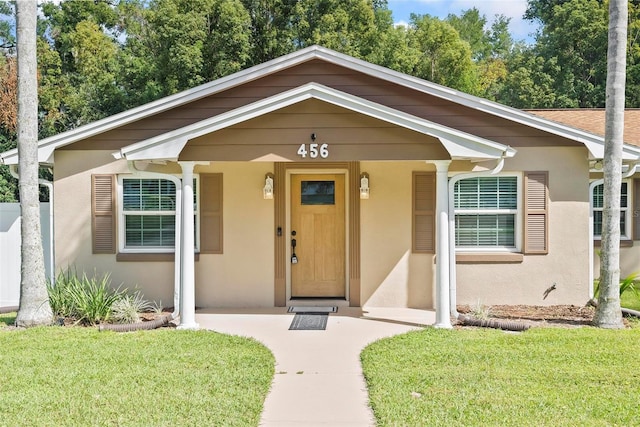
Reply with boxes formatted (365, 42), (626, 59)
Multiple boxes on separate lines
(1, 0), (639, 201)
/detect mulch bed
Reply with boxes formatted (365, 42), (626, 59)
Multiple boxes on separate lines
(456, 304), (599, 328)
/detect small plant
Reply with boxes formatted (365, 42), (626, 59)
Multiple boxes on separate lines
(47, 268), (125, 325)
(47, 269), (80, 318)
(111, 291), (153, 324)
(593, 271), (640, 298)
(151, 300), (164, 315)
(470, 300), (491, 320)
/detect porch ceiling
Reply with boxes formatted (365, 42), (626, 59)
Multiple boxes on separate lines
(112, 83), (516, 162)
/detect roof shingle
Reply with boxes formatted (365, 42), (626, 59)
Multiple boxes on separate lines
(526, 109), (640, 147)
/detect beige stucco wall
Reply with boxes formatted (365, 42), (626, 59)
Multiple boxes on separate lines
(590, 171), (640, 281)
(455, 147), (592, 306)
(54, 146), (592, 309)
(54, 150), (176, 304)
(360, 161), (436, 309)
(54, 151), (275, 307)
(594, 247), (640, 280)
(194, 162), (274, 307)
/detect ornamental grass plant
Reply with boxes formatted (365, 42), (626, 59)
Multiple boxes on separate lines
(48, 268), (125, 325)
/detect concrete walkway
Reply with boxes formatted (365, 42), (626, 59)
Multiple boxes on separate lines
(196, 307), (435, 427)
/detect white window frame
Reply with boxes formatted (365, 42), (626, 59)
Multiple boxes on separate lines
(591, 179), (631, 240)
(452, 173), (522, 252)
(117, 174), (200, 253)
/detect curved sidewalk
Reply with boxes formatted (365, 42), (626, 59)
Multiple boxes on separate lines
(196, 307), (434, 427)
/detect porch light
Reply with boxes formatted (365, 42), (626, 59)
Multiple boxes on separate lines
(360, 172), (370, 199)
(264, 173), (274, 199)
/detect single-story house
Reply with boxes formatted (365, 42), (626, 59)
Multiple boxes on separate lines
(2, 46), (639, 328)
(526, 109), (640, 282)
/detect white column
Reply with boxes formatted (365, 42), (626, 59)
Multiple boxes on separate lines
(433, 160), (452, 329)
(177, 161), (199, 330)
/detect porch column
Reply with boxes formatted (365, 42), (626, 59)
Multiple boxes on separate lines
(432, 160), (452, 329)
(177, 161), (199, 330)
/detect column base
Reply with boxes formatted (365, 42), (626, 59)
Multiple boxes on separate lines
(177, 322), (200, 330)
(433, 320), (453, 329)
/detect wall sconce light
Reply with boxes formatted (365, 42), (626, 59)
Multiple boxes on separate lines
(360, 172), (370, 199)
(263, 173), (274, 199)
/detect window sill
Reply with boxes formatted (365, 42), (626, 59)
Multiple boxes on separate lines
(593, 240), (634, 248)
(456, 253), (524, 264)
(117, 253), (200, 262)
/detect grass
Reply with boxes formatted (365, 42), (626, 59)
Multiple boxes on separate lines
(0, 313), (16, 327)
(0, 325), (274, 427)
(621, 288), (640, 311)
(362, 327), (640, 427)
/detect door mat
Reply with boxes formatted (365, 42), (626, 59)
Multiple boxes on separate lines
(289, 313), (329, 330)
(287, 306), (338, 313)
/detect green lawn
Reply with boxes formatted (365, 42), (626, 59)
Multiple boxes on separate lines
(0, 322), (274, 427)
(621, 288), (640, 311)
(362, 326), (640, 427)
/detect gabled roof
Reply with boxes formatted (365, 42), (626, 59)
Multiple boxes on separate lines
(527, 109), (640, 147)
(1, 45), (639, 164)
(113, 83), (516, 161)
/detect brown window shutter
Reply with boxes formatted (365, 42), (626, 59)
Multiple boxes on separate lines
(92, 174), (116, 254)
(413, 172), (436, 253)
(200, 173), (223, 254)
(524, 171), (548, 254)
(634, 179), (640, 240)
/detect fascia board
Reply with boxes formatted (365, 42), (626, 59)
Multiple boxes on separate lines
(313, 47), (632, 158)
(117, 83), (514, 161)
(3, 44), (628, 164)
(3, 46), (326, 164)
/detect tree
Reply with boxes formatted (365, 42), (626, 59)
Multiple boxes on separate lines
(593, 0), (627, 328)
(409, 14), (477, 93)
(241, 0), (297, 65)
(446, 7), (490, 61)
(15, 1), (53, 327)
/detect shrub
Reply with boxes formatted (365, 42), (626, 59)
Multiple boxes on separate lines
(111, 292), (153, 324)
(47, 268), (125, 325)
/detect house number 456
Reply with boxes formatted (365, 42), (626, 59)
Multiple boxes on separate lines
(297, 143), (329, 159)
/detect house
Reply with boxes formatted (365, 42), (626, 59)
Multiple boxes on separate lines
(2, 46), (639, 328)
(527, 109), (640, 282)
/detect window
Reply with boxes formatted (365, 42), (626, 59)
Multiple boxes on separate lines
(453, 176), (520, 250)
(592, 181), (630, 239)
(118, 176), (198, 252)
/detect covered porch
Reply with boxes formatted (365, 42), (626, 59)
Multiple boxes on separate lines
(111, 83), (516, 329)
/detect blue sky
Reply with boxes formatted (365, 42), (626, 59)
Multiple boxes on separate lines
(387, 0), (539, 43)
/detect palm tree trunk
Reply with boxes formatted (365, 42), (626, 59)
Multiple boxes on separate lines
(15, 1), (53, 327)
(593, 0), (627, 329)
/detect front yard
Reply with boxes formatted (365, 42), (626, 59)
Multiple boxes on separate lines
(362, 324), (640, 426)
(0, 313), (274, 427)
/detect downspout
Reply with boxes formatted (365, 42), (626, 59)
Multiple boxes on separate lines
(447, 155), (507, 317)
(9, 165), (55, 285)
(128, 161), (182, 319)
(589, 162), (638, 299)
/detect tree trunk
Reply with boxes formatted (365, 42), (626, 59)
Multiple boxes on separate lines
(593, 0), (627, 329)
(15, 1), (53, 327)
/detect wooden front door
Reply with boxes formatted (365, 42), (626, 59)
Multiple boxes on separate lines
(291, 174), (346, 298)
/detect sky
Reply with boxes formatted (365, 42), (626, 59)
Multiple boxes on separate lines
(387, 0), (539, 43)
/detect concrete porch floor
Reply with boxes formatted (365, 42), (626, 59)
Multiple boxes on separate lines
(196, 307), (435, 426)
